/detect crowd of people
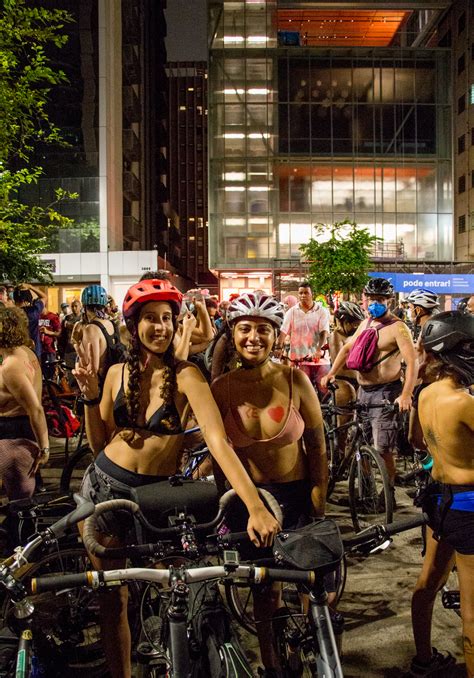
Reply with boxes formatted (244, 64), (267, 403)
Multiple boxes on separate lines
(0, 273), (473, 678)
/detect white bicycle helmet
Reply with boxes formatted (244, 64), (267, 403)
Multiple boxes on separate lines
(227, 292), (285, 329)
(406, 289), (439, 309)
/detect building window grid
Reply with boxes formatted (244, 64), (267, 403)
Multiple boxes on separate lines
(458, 214), (466, 233)
(458, 175), (466, 193)
(211, 41), (452, 266)
(458, 134), (466, 154)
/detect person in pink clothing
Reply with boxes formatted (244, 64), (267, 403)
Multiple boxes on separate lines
(275, 282), (330, 394)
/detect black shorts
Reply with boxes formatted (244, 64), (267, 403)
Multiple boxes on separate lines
(423, 483), (474, 556)
(225, 478), (313, 562)
(0, 416), (35, 441)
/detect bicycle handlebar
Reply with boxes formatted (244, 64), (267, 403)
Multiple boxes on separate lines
(343, 512), (428, 550)
(31, 564), (317, 595)
(82, 488), (283, 559)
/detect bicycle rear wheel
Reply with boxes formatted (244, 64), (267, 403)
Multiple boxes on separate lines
(348, 445), (393, 532)
(60, 445), (94, 494)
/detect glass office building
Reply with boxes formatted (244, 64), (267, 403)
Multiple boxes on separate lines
(208, 1), (453, 295)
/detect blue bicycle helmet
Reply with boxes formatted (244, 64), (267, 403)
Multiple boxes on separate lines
(81, 285), (108, 307)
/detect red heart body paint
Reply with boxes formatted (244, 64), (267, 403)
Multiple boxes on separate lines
(268, 406), (285, 423)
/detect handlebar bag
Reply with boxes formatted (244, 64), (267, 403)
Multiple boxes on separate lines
(130, 479), (219, 528)
(273, 518), (343, 574)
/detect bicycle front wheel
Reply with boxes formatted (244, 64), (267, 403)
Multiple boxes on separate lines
(273, 606), (317, 677)
(348, 445), (393, 532)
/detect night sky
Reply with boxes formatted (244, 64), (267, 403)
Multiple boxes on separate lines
(165, 0), (207, 62)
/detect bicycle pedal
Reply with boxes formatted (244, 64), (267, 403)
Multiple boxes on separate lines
(441, 590), (460, 609)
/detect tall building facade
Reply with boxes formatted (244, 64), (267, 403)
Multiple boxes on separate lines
(25, 0), (186, 309)
(167, 62), (217, 291)
(208, 1), (458, 299)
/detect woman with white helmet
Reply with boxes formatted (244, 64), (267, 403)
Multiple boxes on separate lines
(212, 291), (327, 677)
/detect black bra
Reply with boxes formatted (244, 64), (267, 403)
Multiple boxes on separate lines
(113, 366), (184, 435)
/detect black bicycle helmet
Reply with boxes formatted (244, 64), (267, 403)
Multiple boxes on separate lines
(363, 277), (394, 297)
(422, 311), (474, 386)
(422, 311), (474, 353)
(334, 301), (366, 323)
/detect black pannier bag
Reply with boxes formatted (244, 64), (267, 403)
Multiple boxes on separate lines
(273, 518), (344, 574)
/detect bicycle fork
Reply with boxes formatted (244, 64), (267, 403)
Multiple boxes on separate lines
(168, 581), (191, 678)
(309, 590), (344, 678)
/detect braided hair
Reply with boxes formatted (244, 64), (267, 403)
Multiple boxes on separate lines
(120, 310), (179, 443)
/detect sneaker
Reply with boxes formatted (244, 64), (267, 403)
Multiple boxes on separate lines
(408, 647), (455, 676)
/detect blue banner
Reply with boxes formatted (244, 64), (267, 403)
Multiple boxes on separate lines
(369, 272), (474, 295)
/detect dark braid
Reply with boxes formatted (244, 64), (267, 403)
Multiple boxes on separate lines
(120, 324), (142, 443)
(120, 314), (179, 442)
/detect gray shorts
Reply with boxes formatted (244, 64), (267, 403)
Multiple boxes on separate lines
(80, 451), (167, 541)
(358, 380), (402, 452)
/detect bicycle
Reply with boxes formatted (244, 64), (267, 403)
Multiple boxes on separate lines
(0, 494), (143, 677)
(30, 497), (428, 678)
(0, 495), (96, 677)
(321, 388), (395, 531)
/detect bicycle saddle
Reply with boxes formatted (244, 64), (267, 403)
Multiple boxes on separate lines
(130, 479), (219, 528)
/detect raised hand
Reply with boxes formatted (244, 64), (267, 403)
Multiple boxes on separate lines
(73, 341), (100, 399)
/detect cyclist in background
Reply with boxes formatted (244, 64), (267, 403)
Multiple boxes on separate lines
(0, 307), (50, 501)
(328, 301), (366, 453)
(75, 285), (119, 386)
(406, 289), (440, 451)
(212, 292), (327, 677)
(410, 311), (474, 677)
(321, 277), (418, 500)
(74, 279), (280, 678)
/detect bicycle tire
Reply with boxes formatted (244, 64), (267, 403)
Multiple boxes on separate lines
(225, 558), (347, 637)
(1, 546), (141, 677)
(348, 444), (393, 532)
(60, 445), (94, 494)
(325, 419), (339, 499)
(272, 606), (318, 677)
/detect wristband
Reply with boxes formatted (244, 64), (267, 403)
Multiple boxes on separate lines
(83, 395), (101, 406)
(40, 447), (50, 456)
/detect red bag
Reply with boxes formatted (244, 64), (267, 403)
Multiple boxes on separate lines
(46, 405), (81, 438)
(346, 318), (400, 373)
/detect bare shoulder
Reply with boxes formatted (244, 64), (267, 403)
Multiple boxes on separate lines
(211, 370), (228, 394)
(176, 360), (207, 385)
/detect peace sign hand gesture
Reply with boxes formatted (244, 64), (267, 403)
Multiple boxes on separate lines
(73, 341), (100, 400)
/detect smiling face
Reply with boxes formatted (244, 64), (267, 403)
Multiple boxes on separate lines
(233, 318), (276, 365)
(137, 301), (174, 354)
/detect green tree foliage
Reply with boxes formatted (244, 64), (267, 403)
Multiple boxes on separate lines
(299, 219), (378, 295)
(0, 0), (75, 283)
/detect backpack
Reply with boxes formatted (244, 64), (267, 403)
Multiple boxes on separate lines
(346, 317), (400, 373)
(46, 404), (81, 438)
(91, 320), (127, 367)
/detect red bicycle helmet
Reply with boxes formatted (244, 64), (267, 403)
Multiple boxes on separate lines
(122, 279), (183, 319)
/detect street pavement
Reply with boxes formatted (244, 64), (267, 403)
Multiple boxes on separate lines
(5, 444), (466, 677)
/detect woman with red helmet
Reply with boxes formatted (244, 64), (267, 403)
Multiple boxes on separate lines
(73, 279), (280, 678)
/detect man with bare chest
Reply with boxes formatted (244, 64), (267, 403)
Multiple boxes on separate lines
(321, 278), (418, 493)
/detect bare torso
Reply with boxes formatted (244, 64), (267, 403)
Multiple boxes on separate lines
(0, 346), (42, 417)
(355, 317), (407, 386)
(418, 379), (474, 484)
(212, 364), (308, 483)
(97, 362), (191, 476)
(329, 330), (358, 381)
